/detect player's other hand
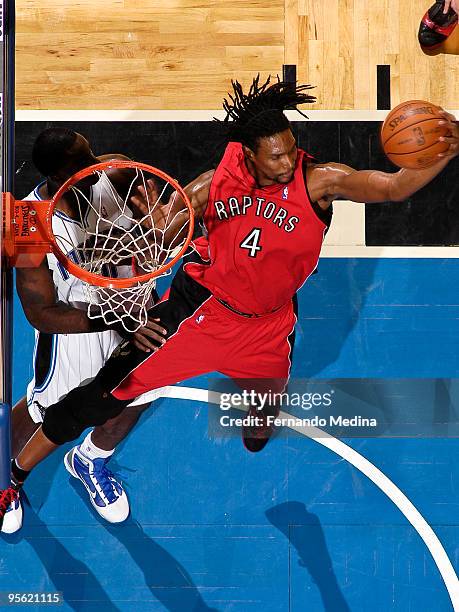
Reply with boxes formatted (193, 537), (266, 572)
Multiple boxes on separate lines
(131, 179), (175, 230)
(444, 0), (459, 15)
(132, 317), (167, 352)
(130, 179), (161, 220)
(438, 109), (459, 158)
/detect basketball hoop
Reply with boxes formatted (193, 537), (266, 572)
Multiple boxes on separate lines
(2, 160), (195, 331)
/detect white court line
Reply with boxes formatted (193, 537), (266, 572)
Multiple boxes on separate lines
(15, 109), (459, 122)
(16, 110), (388, 121)
(320, 246), (459, 258)
(130, 385), (459, 610)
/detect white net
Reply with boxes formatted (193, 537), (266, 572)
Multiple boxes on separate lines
(51, 163), (192, 332)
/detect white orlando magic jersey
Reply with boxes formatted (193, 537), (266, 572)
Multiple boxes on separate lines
(25, 175), (129, 422)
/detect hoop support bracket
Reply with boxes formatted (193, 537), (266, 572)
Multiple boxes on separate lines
(2, 193), (53, 267)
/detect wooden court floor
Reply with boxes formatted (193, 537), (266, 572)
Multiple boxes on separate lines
(16, 0), (459, 110)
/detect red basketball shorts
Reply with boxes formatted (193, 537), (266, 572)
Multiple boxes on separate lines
(111, 269), (297, 400)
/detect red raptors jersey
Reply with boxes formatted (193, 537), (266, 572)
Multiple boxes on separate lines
(185, 142), (327, 315)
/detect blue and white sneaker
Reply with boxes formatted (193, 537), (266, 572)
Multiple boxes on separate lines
(64, 446), (129, 523)
(1, 489), (23, 534)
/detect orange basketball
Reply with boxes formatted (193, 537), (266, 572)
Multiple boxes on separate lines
(381, 100), (450, 169)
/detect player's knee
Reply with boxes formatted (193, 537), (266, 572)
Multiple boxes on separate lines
(42, 378), (129, 445)
(97, 402), (149, 436)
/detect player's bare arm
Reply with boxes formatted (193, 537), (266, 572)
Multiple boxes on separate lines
(308, 111), (459, 207)
(156, 169), (213, 248)
(184, 169), (214, 217)
(98, 154), (131, 163)
(16, 261), (99, 334)
(16, 259), (167, 345)
(129, 169), (213, 252)
(99, 153), (147, 198)
(131, 169), (213, 222)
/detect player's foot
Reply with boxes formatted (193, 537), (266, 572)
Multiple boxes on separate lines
(419, 1), (458, 48)
(64, 446), (129, 523)
(242, 404), (279, 453)
(0, 487), (22, 534)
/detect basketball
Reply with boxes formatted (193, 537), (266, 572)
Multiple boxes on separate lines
(381, 100), (450, 169)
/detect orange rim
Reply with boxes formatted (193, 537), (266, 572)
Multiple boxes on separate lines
(49, 160), (195, 289)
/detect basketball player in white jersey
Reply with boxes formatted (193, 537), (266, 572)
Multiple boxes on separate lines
(2, 128), (167, 533)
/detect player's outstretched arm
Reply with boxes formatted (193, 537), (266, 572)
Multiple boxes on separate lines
(309, 111), (459, 205)
(131, 170), (213, 223)
(130, 170), (214, 250)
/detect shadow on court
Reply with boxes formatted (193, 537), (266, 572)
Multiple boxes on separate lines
(17, 443), (68, 518)
(265, 501), (350, 612)
(68, 477), (218, 612)
(293, 258), (379, 379)
(2, 496), (119, 612)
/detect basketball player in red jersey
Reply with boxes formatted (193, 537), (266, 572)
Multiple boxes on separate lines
(2, 76), (458, 526)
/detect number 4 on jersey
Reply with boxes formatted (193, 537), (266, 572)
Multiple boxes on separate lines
(239, 228), (262, 258)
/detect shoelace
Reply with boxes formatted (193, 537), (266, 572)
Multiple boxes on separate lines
(89, 465), (120, 503)
(0, 487), (18, 520)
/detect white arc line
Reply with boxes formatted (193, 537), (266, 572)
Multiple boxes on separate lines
(130, 385), (459, 610)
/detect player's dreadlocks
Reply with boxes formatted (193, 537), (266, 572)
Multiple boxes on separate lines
(221, 74), (316, 151)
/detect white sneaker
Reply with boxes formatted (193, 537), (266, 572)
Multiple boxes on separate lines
(1, 489), (23, 534)
(64, 446), (129, 523)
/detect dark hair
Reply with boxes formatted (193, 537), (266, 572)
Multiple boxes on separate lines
(220, 74), (316, 151)
(32, 127), (79, 176)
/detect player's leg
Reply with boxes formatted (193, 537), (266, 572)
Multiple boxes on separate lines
(90, 403), (151, 450)
(1, 368), (135, 530)
(2, 404), (153, 533)
(218, 295), (298, 453)
(1, 268), (216, 529)
(61, 250), (211, 519)
(1, 430), (54, 534)
(40, 297), (217, 443)
(58, 342), (155, 525)
(63, 402), (152, 523)
(4, 405), (144, 530)
(11, 396), (40, 458)
(0, 397), (36, 533)
(2, 329), (135, 531)
(2, 348), (56, 534)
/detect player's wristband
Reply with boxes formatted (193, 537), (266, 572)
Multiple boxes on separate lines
(87, 317), (111, 332)
(87, 317), (133, 339)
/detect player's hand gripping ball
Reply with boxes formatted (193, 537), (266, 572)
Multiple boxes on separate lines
(381, 100), (455, 169)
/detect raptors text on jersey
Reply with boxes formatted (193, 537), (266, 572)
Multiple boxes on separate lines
(185, 142), (328, 315)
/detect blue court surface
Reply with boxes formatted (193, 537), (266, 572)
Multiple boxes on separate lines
(1, 257), (458, 611)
